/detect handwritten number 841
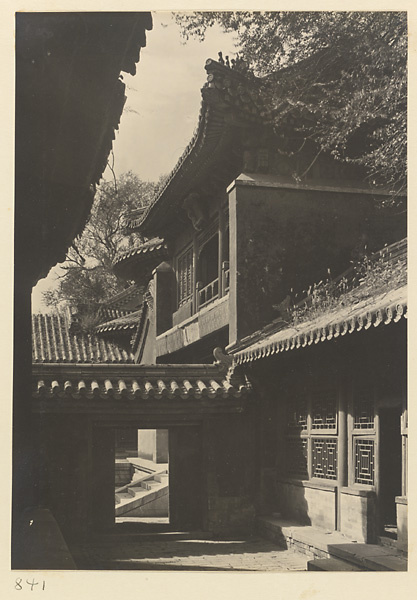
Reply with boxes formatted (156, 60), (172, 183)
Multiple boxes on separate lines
(15, 578), (46, 591)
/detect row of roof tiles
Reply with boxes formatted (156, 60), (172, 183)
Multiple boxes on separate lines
(234, 238), (407, 364)
(235, 294), (407, 364)
(32, 314), (135, 363)
(96, 309), (143, 334)
(34, 377), (247, 401)
(32, 364), (249, 401)
(113, 237), (167, 268)
(99, 283), (143, 311)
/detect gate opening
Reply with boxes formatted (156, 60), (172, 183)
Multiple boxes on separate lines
(114, 428), (169, 524)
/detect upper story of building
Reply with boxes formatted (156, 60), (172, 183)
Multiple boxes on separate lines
(112, 56), (407, 365)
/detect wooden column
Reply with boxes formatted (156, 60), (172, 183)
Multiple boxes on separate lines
(337, 386), (348, 530)
(218, 203), (225, 298)
(192, 233), (198, 313)
(154, 262), (174, 335)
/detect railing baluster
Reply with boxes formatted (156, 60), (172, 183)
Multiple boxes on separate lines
(198, 277), (220, 309)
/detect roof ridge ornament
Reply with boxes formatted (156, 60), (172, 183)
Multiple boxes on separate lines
(213, 346), (233, 370)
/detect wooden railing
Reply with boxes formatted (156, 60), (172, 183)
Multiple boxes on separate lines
(223, 263), (230, 294)
(197, 278), (219, 309)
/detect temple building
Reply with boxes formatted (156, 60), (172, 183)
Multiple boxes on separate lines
(23, 47), (407, 569)
(108, 56), (408, 557)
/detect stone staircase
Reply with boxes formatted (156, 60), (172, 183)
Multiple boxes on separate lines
(307, 542), (407, 571)
(115, 470), (169, 518)
(257, 516), (407, 571)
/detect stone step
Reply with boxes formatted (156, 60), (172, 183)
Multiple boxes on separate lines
(308, 558), (364, 571)
(115, 483), (169, 517)
(154, 474), (169, 483)
(141, 480), (161, 491)
(117, 492), (134, 500)
(127, 486), (148, 498)
(328, 543), (408, 571)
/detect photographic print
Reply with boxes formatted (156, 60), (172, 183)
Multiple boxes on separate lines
(12, 7), (408, 577)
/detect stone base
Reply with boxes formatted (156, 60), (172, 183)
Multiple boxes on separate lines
(396, 496), (408, 553)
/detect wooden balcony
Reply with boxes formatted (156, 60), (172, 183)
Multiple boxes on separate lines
(158, 295), (229, 357)
(197, 278), (219, 310)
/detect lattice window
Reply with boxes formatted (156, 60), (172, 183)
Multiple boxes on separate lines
(353, 391), (374, 430)
(354, 438), (375, 485)
(312, 438), (337, 480)
(178, 246), (193, 306)
(286, 438), (308, 479)
(288, 396), (308, 431)
(311, 386), (337, 430)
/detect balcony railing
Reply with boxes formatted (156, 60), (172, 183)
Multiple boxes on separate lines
(197, 278), (219, 309)
(223, 267), (230, 294)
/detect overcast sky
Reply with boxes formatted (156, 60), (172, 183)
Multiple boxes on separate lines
(31, 12), (238, 312)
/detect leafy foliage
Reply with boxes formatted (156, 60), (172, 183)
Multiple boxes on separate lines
(175, 11), (407, 193)
(290, 246), (407, 327)
(42, 172), (157, 313)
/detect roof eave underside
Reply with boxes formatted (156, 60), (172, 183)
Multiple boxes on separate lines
(16, 12), (152, 287)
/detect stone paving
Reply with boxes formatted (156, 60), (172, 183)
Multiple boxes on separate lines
(70, 535), (309, 571)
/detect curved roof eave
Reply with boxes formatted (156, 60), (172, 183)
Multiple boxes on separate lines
(129, 59), (263, 237)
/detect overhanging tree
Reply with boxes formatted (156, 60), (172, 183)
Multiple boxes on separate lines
(43, 172), (158, 317)
(175, 11), (407, 194)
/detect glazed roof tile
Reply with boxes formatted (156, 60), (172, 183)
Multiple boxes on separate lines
(113, 237), (167, 266)
(32, 313), (135, 364)
(233, 238), (407, 364)
(112, 238), (169, 281)
(96, 309), (143, 334)
(99, 284), (143, 311)
(32, 363), (250, 405)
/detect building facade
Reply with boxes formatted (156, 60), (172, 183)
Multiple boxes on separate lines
(26, 54), (407, 565)
(110, 57), (407, 550)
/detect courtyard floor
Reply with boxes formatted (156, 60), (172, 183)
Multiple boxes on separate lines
(69, 530), (308, 571)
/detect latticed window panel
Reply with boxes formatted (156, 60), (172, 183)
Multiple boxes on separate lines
(353, 389), (375, 430)
(286, 437), (308, 479)
(178, 247), (193, 306)
(354, 438), (375, 485)
(312, 438), (337, 480)
(311, 386), (337, 430)
(287, 396), (308, 431)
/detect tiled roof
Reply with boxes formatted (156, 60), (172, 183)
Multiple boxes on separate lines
(126, 59), (257, 236)
(32, 313), (135, 364)
(96, 309), (143, 334)
(113, 238), (168, 281)
(99, 284), (143, 311)
(113, 238), (166, 265)
(233, 239), (407, 364)
(32, 364), (250, 404)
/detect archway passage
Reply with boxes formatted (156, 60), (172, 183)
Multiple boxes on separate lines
(90, 423), (204, 534)
(115, 428), (170, 526)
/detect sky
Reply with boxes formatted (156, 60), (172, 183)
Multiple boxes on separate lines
(31, 11), (238, 312)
